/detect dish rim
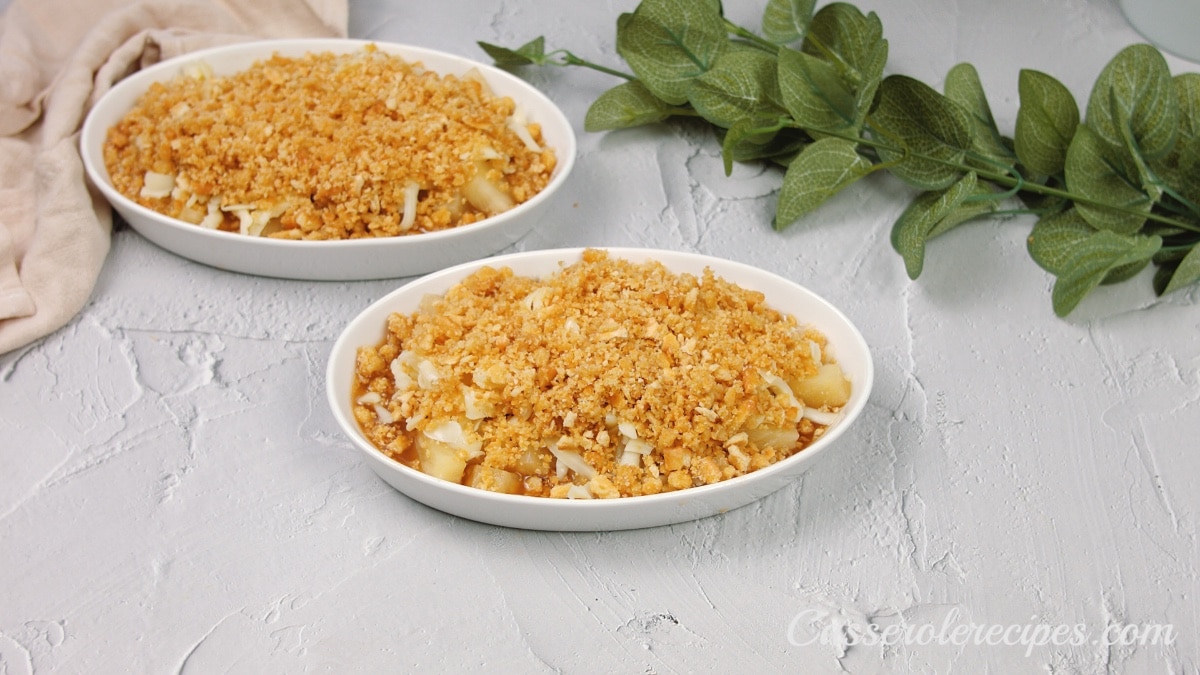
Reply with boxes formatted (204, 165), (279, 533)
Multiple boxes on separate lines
(79, 37), (578, 252)
(325, 246), (875, 523)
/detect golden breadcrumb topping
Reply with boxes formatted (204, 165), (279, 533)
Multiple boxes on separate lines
(352, 250), (852, 499)
(103, 45), (556, 240)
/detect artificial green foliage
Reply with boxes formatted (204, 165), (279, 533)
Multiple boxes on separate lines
(775, 137), (874, 229)
(1064, 125), (1154, 235)
(872, 75), (974, 190)
(892, 172), (1000, 279)
(1027, 210), (1162, 315)
(584, 80), (674, 131)
(687, 48), (787, 129)
(478, 0), (1200, 317)
(944, 63), (1016, 169)
(616, 0), (730, 105)
(1014, 70), (1079, 177)
(762, 0), (816, 44)
(777, 47), (856, 136)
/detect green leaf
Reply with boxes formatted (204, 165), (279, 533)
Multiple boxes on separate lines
(1084, 45), (1177, 205)
(1064, 124), (1153, 233)
(762, 0), (816, 44)
(1027, 209), (1162, 316)
(1171, 73), (1200, 172)
(1101, 259), (1151, 285)
(803, 3), (883, 86)
(477, 38), (546, 67)
(1027, 209), (1095, 274)
(1086, 43), (1178, 160)
(722, 126), (809, 166)
(1120, 118), (1165, 208)
(1152, 73), (1200, 210)
(777, 47), (857, 135)
(850, 40), (886, 132)
(926, 192), (997, 239)
(1153, 264), (1176, 296)
(945, 63), (1015, 168)
(615, 0), (729, 105)
(1152, 246), (1186, 266)
(1142, 220), (1194, 239)
(774, 137), (873, 229)
(720, 116), (796, 172)
(1016, 187), (1069, 216)
(720, 117), (787, 174)
(871, 75), (973, 190)
(1161, 244), (1200, 295)
(687, 48), (786, 129)
(944, 64), (993, 128)
(1151, 246), (1193, 294)
(1015, 69), (1080, 176)
(584, 80), (674, 131)
(1052, 233), (1161, 315)
(794, 3), (887, 135)
(891, 172), (999, 278)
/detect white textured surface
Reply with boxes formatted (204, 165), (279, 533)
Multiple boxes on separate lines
(3, 0), (1199, 672)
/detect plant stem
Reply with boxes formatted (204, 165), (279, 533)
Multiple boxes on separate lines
(799, 34), (863, 88)
(722, 19), (780, 53)
(556, 51), (636, 80)
(797, 121), (1200, 234)
(1160, 243), (1199, 252)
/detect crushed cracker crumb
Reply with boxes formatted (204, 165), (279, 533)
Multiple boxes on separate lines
(103, 45), (556, 240)
(352, 250), (852, 498)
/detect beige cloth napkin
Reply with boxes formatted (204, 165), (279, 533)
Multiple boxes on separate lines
(0, 0), (348, 354)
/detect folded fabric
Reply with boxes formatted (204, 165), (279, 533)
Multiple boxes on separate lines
(0, 0), (348, 354)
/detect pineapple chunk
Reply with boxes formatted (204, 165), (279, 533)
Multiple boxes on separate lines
(414, 435), (468, 483)
(791, 363), (852, 409)
(462, 162), (515, 214)
(512, 448), (549, 476)
(464, 465), (522, 494)
(746, 426), (800, 452)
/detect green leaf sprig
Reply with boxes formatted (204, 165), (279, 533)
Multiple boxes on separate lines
(479, 0), (1200, 316)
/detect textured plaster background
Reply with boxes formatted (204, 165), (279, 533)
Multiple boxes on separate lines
(2, 0), (1198, 672)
